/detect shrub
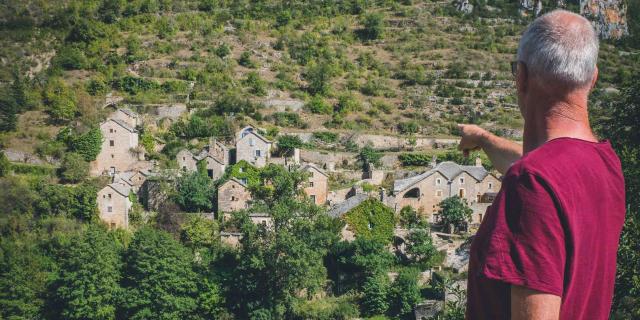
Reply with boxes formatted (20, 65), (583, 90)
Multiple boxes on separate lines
(361, 13), (385, 40)
(306, 95), (332, 114)
(215, 43), (231, 58)
(271, 112), (305, 128)
(243, 72), (267, 96)
(44, 78), (77, 123)
(397, 121), (419, 135)
(0, 151), (10, 177)
(59, 153), (89, 183)
(238, 51), (257, 68)
(312, 131), (338, 143)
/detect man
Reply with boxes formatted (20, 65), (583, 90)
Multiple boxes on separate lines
(459, 10), (625, 320)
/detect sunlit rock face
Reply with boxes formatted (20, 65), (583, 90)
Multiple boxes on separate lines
(580, 0), (629, 40)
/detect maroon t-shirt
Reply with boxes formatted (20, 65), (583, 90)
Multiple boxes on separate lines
(467, 138), (626, 319)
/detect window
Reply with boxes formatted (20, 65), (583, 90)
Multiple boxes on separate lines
(459, 188), (465, 197)
(403, 188), (420, 198)
(183, 157), (186, 161)
(111, 154), (114, 158)
(110, 140), (114, 146)
(459, 177), (465, 184)
(255, 150), (261, 157)
(488, 182), (493, 190)
(239, 167), (244, 173)
(108, 206), (113, 212)
(436, 178), (441, 186)
(309, 182), (314, 187)
(241, 178), (248, 185)
(182, 166), (186, 171)
(310, 195), (316, 202)
(108, 193), (112, 199)
(436, 190), (442, 197)
(109, 128), (113, 133)
(231, 196), (236, 201)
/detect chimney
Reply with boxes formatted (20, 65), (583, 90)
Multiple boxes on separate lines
(430, 155), (437, 168)
(379, 187), (386, 203)
(475, 157), (482, 167)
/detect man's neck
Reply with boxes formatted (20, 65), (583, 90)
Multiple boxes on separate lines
(522, 99), (596, 154)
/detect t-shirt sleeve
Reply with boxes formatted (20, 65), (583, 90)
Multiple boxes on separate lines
(480, 171), (566, 297)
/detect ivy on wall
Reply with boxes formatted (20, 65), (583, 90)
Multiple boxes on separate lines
(344, 199), (395, 244)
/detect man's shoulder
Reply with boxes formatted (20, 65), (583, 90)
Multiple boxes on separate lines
(506, 137), (621, 186)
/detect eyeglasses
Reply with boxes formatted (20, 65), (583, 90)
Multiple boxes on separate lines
(511, 60), (519, 77)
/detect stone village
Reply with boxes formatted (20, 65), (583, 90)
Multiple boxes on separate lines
(94, 106), (499, 279)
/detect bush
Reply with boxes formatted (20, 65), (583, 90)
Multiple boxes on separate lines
(398, 153), (432, 167)
(312, 131), (338, 143)
(59, 153), (89, 183)
(215, 43), (231, 58)
(238, 51), (257, 68)
(306, 96), (332, 114)
(52, 46), (87, 70)
(174, 171), (215, 212)
(397, 121), (419, 135)
(361, 13), (385, 40)
(271, 112), (305, 128)
(243, 72), (267, 96)
(388, 268), (421, 319)
(0, 151), (9, 177)
(44, 78), (77, 123)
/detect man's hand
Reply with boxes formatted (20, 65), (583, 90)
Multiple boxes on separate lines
(457, 124), (490, 157)
(457, 123), (523, 174)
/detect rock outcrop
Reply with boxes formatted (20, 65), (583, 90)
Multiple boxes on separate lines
(580, 0), (629, 40)
(455, 0), (474, 15)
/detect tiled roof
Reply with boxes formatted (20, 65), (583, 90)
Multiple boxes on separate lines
(393, 161), (490, 193)
(302, 163), (328, 177)
(118, 108), (139, 118)
(109, 118), (137, 133)
(107, 182), (131, 197)
(327, 194), (370, 218)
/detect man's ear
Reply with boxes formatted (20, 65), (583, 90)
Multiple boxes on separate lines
(590, 66), (599, 90)
(516, 61), (528, 94)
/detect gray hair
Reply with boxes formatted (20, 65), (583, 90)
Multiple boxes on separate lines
(517, 9), (599, 88)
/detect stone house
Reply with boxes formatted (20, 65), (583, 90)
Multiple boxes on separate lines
(392, 159), (500, 223)
(176, 139), (229, 180)
(235, 126), (272, 168)
(249, 212), (273, 228)
(302, 163), (328, 206)
(217, 178), (252, 214)
(113, 169), (152, 193)
(91, 118), (142, 176)
(97, 182), (132, 228)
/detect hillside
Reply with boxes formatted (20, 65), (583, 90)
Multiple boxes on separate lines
(0, 1), (639, 320)
(1, 0), (638, 168)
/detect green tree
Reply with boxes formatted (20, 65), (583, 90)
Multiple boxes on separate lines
(305, 60), (337, 95)
(438, 196), (472, 233)
(244, 72), (267, 96)
(361, 12), (385, 40)
(0, 151), (10, 177)
(406, 229), (437, 268)
(56, 226), (121, 320)
(175, 171), (215, 212)
(34, 183), (98, 221)
(361, 273), (390, 316)
(0, 236), (53, 319)
(399, 205), (427, 228)
(276, 135), (303, 157)
(357, 145), (382, 171)
(44, 78), (77, 123)
(180, 214), (218, 249)
(59, 152), (89, 183)
(594, 75), (640, 318)
(388, 268), (421, 319)
(0, 96), (18, 132)
(306, 95), (332, 114)
(120, 227), (199, 319)
(227, 166), (339, 317)
(58, 127), (103, 161)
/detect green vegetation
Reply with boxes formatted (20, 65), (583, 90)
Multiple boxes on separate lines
(438, 196), (472, 233)
(344, 199), (395, 244)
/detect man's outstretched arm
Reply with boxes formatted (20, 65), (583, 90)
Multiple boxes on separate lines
(458, 124), (523, 174)
(511, 285), (561, 320)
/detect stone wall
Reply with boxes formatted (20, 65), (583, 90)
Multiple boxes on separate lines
(218, 179), (252, 213)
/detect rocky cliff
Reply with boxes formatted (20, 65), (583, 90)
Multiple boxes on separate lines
(580, 0), (629, 39)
